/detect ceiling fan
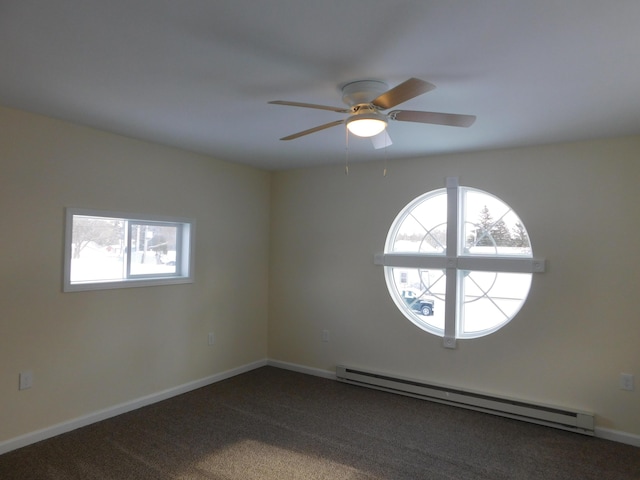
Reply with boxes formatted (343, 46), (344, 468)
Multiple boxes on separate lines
(269, 78), (476, 148)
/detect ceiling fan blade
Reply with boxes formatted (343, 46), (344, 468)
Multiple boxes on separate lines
(372, 78), (436, 110)
(371, 130), (392, 149)
(390, 110), (476, 127)
(269, 100), (348, 113)
(279, 120), (344, 141)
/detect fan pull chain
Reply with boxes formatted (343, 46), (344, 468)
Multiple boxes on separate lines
(344, 127), (350, 175)
(383, 142), (388, 177)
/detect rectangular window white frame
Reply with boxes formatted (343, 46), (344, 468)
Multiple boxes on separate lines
(63, 208), (195, 292)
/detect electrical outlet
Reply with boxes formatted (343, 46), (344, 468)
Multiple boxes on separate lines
(208, 332), (215, 346)
(620, 373), (634, 391)
(19, 371), (33, 390)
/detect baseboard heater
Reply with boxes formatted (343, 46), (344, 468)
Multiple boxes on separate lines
(336, 365), (594, 436)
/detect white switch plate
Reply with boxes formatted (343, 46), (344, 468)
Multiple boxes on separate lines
(322, 330), (330, 342)
(620, 373), (634, 391)
(208, 332), (215, 346)
(19, 370), (33, 390)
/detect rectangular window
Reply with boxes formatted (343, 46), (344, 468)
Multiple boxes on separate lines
(64, 208), (195, 292)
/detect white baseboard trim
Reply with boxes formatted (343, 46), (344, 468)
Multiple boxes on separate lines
(0, 359), (267, 456)
(267, 359), (336, 380)
(594, 427), (640, 448)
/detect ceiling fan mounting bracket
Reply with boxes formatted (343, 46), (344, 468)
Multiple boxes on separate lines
(350, 104), (381, 115)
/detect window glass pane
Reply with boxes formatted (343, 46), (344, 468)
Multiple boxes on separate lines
(129, 224), (179, 276)
(390, 190), (447, 254)
(459, 270), (531, 336)
(388, 267), (446, 333)
(65, 208), (194, 292)
(70, 215), (125, 282)
(462, 189), (532, 256)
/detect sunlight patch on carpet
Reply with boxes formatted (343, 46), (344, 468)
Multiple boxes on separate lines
(192, 439), (368, 479)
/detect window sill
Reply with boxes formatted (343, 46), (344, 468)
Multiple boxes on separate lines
(63, 276), (193, 293)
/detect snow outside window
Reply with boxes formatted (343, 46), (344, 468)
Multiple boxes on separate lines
(64, 208), (194, 292)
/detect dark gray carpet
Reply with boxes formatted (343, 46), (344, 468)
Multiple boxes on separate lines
(1, 366), (638, 479)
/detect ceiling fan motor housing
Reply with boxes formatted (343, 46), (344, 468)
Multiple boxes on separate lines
(341, 80), (388, 106)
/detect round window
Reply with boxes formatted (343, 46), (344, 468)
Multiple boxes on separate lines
(383, 180), (534, 344)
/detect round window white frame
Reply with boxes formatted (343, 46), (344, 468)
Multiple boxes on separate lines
(375, 177), (546, 348)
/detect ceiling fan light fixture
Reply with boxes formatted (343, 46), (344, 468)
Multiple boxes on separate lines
(346, 113), (387, 137)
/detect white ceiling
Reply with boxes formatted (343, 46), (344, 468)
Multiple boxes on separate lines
(2, 1), (640, 170)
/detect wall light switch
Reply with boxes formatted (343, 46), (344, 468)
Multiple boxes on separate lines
(620, 373), (634, 391)
(19, 370), (33, 390)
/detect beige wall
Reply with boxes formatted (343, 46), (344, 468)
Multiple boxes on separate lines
(269, 137), (640, 436)
(0, 106), (270, 443)
(2, 102), (639, 445)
